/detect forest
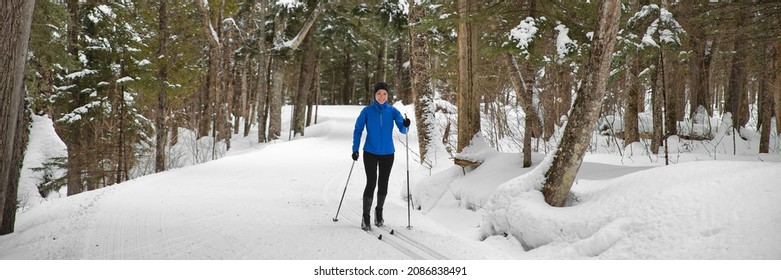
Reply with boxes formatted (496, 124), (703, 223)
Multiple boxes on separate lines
(1, 0), (780, 236)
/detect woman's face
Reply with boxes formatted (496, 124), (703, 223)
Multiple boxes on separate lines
(375, 89), (388, 104)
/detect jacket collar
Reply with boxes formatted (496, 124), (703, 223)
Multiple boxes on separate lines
(372, 97), (389, 111)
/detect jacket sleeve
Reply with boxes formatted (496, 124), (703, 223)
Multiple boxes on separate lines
(394, 108), (407, 134)
(353, 109), (366, 152)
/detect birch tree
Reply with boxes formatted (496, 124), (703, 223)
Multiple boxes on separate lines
(542, 0), (621, 207)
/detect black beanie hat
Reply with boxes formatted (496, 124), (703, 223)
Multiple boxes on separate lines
(373, 82), (389, 95)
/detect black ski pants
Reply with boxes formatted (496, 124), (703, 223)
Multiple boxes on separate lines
(362, 151), (394, 212)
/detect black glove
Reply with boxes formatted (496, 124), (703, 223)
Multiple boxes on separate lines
(352, 151), (359, 161)
(403, 118), (411, 127)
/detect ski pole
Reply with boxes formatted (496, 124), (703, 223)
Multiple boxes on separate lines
(405, 114), (412, 229)
(332, 160), (356, 222)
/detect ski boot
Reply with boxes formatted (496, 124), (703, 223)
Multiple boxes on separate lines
(375, 207), (384, 227)
(362, 197), (372, 231)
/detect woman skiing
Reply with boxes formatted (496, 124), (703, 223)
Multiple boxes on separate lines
(352, 82), (410, 231)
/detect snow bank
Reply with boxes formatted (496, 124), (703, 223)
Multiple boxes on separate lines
(18, 115), (68, 211)
(480, 160), (781, 259)
(413, 134), (548, 213)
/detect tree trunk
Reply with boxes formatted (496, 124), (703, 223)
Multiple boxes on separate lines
(256, 0), (269, 143)
(221, 20), (235, 150)
(505, 53), (542, 167)
(65, 0), (84, 196)
(341, 54), (354, 104)
(0, 0), (35, 235)
(698, 40), (715, 118)
(542, 0), (621, 207)
(395, 42), (412, 105)
(688, 39), (703, 116)
(505, 56), (543, 139)
(362, 61), (370, 103)
(155, 0), (169, 173)
(116, 74), (127, 184)
(408, 0), (437, 164)
(268, 12), (287, 141)
(673, 56), (687, 122)
(759, 45), (775, 153)
(257, 72), (269, 143)
(307, 60), (320, 126)
(196, 0), (220, 139)
(377, 39), (387, 82)
(689, 36), (715, 139)
(665, 52), (680, 136)
(456, 0), (481, 153)
(650, 55), (662, 154)
(775, 42), (781, 134)
(247, 61), (257, 136)
(540, 65), (556, 141)
(293, 28), (317, 136)
(624, 53), (640, 145)
(268, 55), (284, 141)
(241, 56), (249, 136)
(556, 66), (573, 126)
(622, 0), (641, 146)
(726, 7), (749, 129)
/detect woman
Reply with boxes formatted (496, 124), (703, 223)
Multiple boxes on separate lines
(352, 82), (410, 230)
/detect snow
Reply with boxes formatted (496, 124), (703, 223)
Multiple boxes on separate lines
(658, 8), (683, 44)
(398, 0), (409, 16)
(509, 17), (538, 55)
(276, 0), (303, 9)
(78, 52), (88, 66)
(642, 24), (660, 48)
(3, 106), (509, 261)
(554, 24), (575, 61)
(65, 69), (97, 79)
(480, 159), (781, 259)
(87, 5), (116, 24)
(209, 24), (220, 44)
(3, 104), (780, 277)
(116, 76), (134, 83)
(16, 115), (68, 211)
(630, 5), (683, 49)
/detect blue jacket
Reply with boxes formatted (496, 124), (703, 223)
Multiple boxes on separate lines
(353, 100), (407, 156)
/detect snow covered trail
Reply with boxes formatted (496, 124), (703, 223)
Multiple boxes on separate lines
(0, 106), (509, 260)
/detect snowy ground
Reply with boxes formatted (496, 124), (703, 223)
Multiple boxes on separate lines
(2, 105), (518, 260)
(2, 104), (780, 269)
